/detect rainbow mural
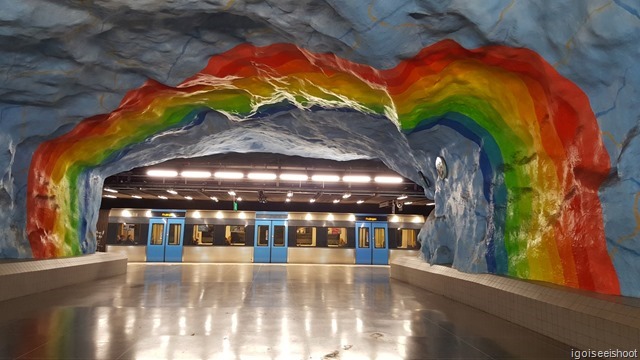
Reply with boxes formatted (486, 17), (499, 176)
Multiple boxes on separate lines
(26, 40), (619, 295)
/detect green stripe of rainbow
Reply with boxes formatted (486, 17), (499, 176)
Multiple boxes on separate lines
(26, 40), (619, 294)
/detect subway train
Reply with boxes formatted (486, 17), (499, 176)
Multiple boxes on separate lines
(103, 208), (424, 264)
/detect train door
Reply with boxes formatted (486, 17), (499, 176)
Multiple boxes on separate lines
(355, 221), (389, 265)
(146, 218), (185, 262)
(254, 219), (288, 263)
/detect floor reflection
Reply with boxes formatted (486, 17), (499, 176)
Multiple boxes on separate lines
(0, 264), (572, 359)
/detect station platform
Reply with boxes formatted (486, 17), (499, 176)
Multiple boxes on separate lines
(0, 263), (572, 359)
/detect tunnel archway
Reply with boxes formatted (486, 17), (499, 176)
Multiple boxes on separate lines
(26, 40), (619, 295)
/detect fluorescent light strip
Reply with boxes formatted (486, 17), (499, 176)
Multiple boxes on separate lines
(181, 171), (211, 178)
(214, 171), (244, 179)
(332, 199), (340, 203)
(280, 173), (308, 181)
(342, 175), (371, 183)
(103, 195), (117, 198)
(404, 201), (413, 205)
(247, 172), (277, 180)
(426, 202), (436, 206)
(210, 196), (219, 202)
(311, 174), (340, 182)
(374, 176), (403, 184)
(104, 188), (118, 193)
(397, 195), (408, 200)
(184, 196), (193, 200)
(147, 170), (178, 177)
(158, 195), (168, 199)
(356, 200), (365, 204)
(131, 195), (142, 199)
(167, 190), (178, 195)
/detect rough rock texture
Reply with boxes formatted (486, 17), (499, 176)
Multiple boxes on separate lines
(1, 0), (639, 296)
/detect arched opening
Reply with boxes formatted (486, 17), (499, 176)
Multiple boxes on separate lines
(26, 40), (619, 295)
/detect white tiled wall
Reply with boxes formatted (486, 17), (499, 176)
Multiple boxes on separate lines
(391, 256), (640, 351)
(0, 252), (128, 302)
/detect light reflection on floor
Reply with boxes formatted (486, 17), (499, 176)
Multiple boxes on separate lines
(0, 263), (572, 359)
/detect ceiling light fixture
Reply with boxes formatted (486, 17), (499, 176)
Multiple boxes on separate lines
(167, 189), (178, 195)
(181, 171), (211, 178)
(147, 170), (178, 177)
(279, 173), (308, 181)
(404, 201), (413, 205)
(342, 175), (371, 183)
(214, 171), (244, 179)
(227, 190), (236, 196)
(309, 198), (316, 203)
(131, 195), (142, 199)
(210, 196), (219, 202)
(158, 195), (168, 199)
(311, 174), (340, 182)
(374, 176), (403, 184)
(248, 172), (277, 180)
(397, 195), (408, 200)
(103, 194), (117, 198)
(287, 191), (293, 198)
(236, 197), (243, 202)
(285, 198), (291, 202)
(184, 196), (193, 200)
(426, 202), (435, 206)
(342, 193), (351, 199)
(104, 188), (118, 193)
(356, 200), (365, 204)
(332, 199), (340, 204)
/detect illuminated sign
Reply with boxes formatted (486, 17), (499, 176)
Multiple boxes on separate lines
(355, 215), (388, 222)
(150, 210), (186, 218)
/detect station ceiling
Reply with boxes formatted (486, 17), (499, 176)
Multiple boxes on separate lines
(101, 153), (433, 214)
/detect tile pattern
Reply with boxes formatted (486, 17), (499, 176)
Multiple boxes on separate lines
(391, 256), (640, 353)
(0, 263), (572, 359)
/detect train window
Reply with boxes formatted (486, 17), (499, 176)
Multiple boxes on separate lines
(150, 223), (164, 245)
(167, 223), (181, 245)
(373, 227), (386, 248)
(191, 225), (214, 245)
(116, 223), (142, 245)
(397, 229), (419, 249)
(257, 225), (269, 246)
(358, 227), (369, 248)
(296, 227), (316, 247)
(225, 225), (246, 245)
(273, 225), (285, 247)
(327, 228), (347, 247)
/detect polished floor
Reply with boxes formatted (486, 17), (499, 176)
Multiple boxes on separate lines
(0, 264), (572, 359)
